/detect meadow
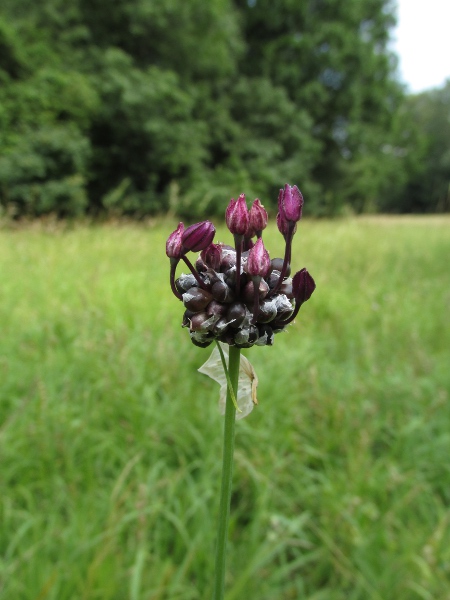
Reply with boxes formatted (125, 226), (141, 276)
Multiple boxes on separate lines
(1, 216), (450, 600)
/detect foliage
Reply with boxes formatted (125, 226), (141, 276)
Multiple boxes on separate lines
(396, 81), (450, 212)
(1, 219), (450, 598)
(0, 1), (447, 216)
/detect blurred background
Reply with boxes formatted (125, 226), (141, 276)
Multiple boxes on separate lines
(0, 0), (449, 220)
(2, 2), (450, 599)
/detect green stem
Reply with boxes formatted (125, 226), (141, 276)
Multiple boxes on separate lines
(213, 345), (241, 600)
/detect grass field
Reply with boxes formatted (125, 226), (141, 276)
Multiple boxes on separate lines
(1, 216), (450, 600)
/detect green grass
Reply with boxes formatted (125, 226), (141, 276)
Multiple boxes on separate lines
(1, 216), (450, 600)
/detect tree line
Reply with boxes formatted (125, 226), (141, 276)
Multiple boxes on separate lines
(0, 0), (448, 218)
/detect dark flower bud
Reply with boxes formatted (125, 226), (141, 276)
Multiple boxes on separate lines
(278, 184), (304, 223)
(182, 309), (195, 327)
(256, 324), (274, 346)
(280, 280), (294, 299)
(247, 238), (270, 278)
(190, 331), (213, 348)
(182, 221), (215, 253)
(274, 294), (294, 320)
(175, 273), (197, 293)
(220, 250), (236, 271)
(270, 258), (290, 277)
(189, 311), (210, 331)
(206, 300), (228, 317)
(225, 194), (249, 236)
(183, 287), (213, 311)
(292, 269), (316, 305)
(234, 325), (259, 347)
(201, 243), (222, 270)
(190, 312), (219, 332)
(166, 222), (185, 259)
(195, 256), (207, 272)
(242, 279), (269, 303)
(212, 317), (231, 336)
(257, 299), (277, 323)
(276, 210), (290, 239)
(226, 302), (247, 329)
(248, 199), (268, 235)
(267, 271), (280, 289)
(211, 280), (235, 303)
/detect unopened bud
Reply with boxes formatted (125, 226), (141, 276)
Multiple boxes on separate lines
(225, 194), (249, 236)
(247, 238), (270, 278)
(166, 222), (185, 258)
(211, 280), (235, 303)
(242, 279), (269, 303)
(292, 268), (316, 305)
(257, 299), (277, 323)
(206, 300), (228, 317)
(270, 258), (290, 277)
(201, 243), (222, 270)
(183, 287), (213, 311)
(226, 302), (247, 329)
(190, 331), (213, 348)
(234, 325), (258, 347)
(248, 199), (268, 235)
(278, 184), (304, 223)
(175, 273), (197, 293)
(182, 221), (215, 252)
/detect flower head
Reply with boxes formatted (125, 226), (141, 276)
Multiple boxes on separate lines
(166, 183), (315, 349)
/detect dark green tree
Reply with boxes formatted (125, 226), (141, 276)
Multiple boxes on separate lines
(399, 81), (450, 212)
(233, 0), (403, 213)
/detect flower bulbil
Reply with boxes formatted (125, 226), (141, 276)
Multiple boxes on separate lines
(166, 185), (315, 349)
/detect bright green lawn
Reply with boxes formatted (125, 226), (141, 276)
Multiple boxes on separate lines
(1, 217), (450, 600)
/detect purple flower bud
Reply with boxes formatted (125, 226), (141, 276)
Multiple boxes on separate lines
(182, 221), (215, 253)
(278, 184), (304, 223)
(201, 243), (222, 270)
(225, 194), (249, 236)
(248, 199), (268, 235)
(166, 222), (185, 258)
(276, 210), (289, 237)
(292, 269), (316, 305)
(247, 238), (270, 278)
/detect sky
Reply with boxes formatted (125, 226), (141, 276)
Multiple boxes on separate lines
(392, 0), (450, 93)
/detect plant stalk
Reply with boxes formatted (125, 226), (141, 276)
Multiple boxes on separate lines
(212, 345), (241, 600)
